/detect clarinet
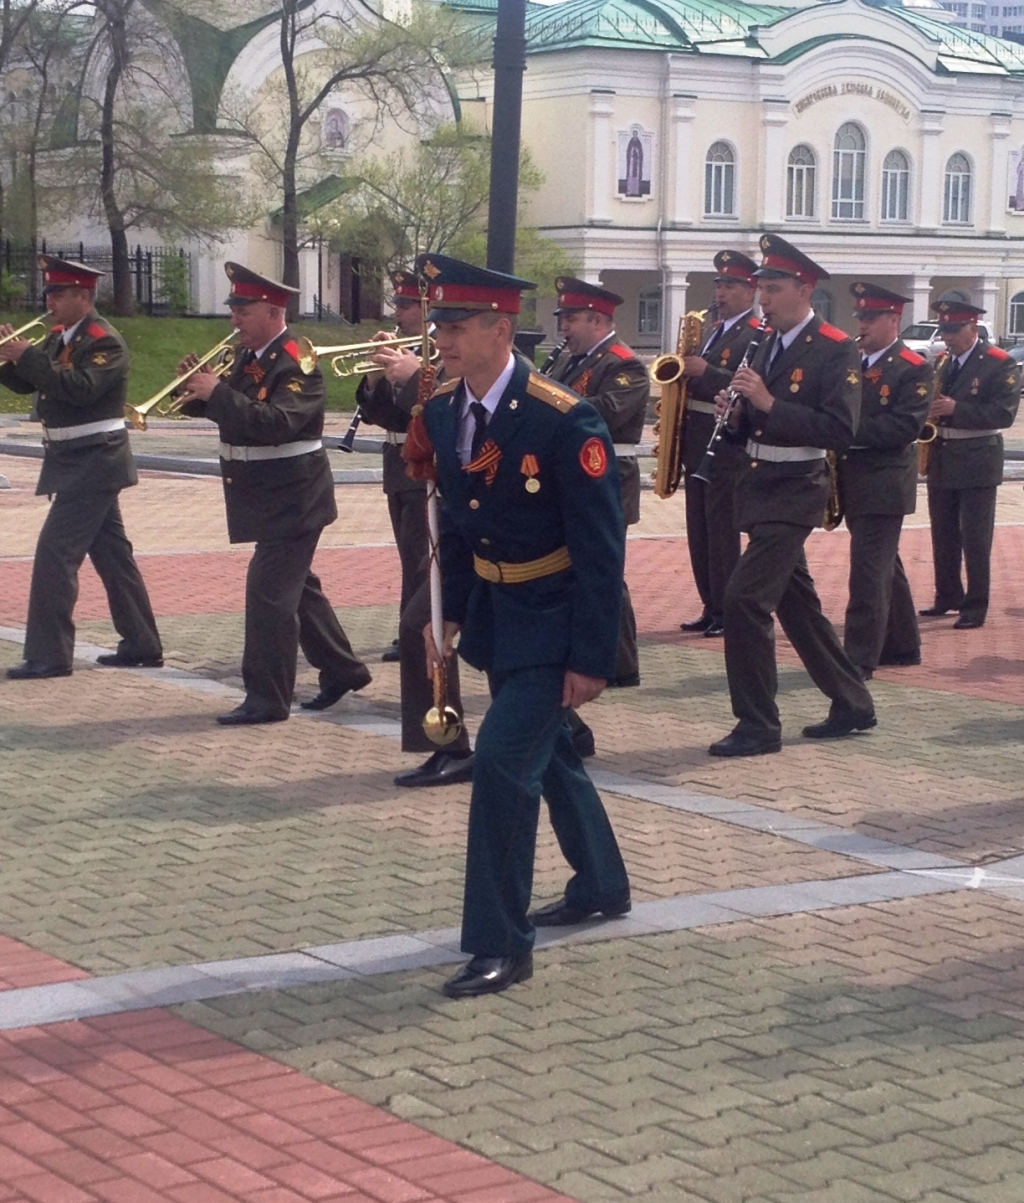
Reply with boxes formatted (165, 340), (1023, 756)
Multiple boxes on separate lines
(538, 336), (569, 376)
(691, 317), (770, 485)
(337, 406), (363, 453)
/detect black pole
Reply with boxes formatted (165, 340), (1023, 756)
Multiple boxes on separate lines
(486, 0), (526, 274)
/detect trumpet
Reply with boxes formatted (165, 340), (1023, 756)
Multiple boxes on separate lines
(126, 331), (238, 431)
(293, 334), (434, 378)
(0, 317), (49, 347)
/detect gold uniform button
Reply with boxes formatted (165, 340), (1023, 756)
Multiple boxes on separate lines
(469, 499), (480, 510)
(754, 429), (763, 438)
(480, 537), (490, 545)
(751, 461), (758, 469)
(39, 393), (46, 401)
(225, 476), (233, 484)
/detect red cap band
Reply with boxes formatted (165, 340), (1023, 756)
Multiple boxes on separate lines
(393, 281), (420, 300)
(43, 267), (97, 290)
(432, 282), (522, 314)
(855, 296), (904, 314)
(760, 253), (818, 285)
(229, 279), (291, 307)
(557, 290), (616, 317)
(716, 263), (756, 286)
(936, 308), (977, 325)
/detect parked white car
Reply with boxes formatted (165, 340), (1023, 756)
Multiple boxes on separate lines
(901, 320), (995, 363)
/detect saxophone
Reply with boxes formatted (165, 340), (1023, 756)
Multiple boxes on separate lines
(651, 310), (706, 499)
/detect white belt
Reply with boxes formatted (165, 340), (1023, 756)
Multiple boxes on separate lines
(43, 418), (126, 442)
(613, 444), (639, 457)
(384, 431), (407, 445)
(936, 427), (1000, 440)
(746, 441), (826, 462)
(687, 400), (718, 416)
(219, 439), (322, 462)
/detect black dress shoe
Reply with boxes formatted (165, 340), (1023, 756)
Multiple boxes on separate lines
(708, 730), (781, 757)
(394, 750), (473, 788)
(878, 651), (921, 667)
(680, 613), (713, 632)
(381, 648), (401, 663)
(6, 661), (72, 680)
(571, 724), (596, 759)
(216, 704), (288, 726)
(95, 653), (164, 668)
(530, 890), (631, 927)
(953, 615), (984, 630)
(802, 708), (876, 739)
(300, 670), (372, 711)
(442, 952), (533, 999)
(919, 605), (959, 617)
(703, 620), (725, 638)
(607, 673), (640, 688)
(852, 664), (873, 681)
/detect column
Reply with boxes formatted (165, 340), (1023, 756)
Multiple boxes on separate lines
(976, 274), (999, 331)
(905, 274), (933, 326)
(588, 90), (615, 225)
(662, 268), (689, 352)
(761, 99), (790, 227)
(298, 245), (317, 316)
(669, 94), (696, 226)
(918, 111), (945, 232)
(989, 112), (1012, 235)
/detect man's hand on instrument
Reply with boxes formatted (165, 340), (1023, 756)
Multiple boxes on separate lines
(713, 388), (739, 428)
(930, 394), (956, 420)
(562, 671), (605, 708)
(177, 364), (219, 405)
(375, 346), (419, 385)
(682, 355), (707, 378)
(730, 365), (773, 412)
(0, 336), (31, 364)
(424, 620), (460, 678)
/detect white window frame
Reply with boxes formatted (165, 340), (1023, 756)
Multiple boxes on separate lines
(787, 144), (817, 219)
(943, 153), (972, 224)
(704, 141), (737, 218)
(881, 149), (911, 223)
(832, 122), (867, 221)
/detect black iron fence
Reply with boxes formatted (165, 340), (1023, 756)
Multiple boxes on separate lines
(1, 240), (192, 314)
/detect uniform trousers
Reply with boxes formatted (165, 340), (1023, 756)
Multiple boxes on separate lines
(683, 463), (742, 622)
(387, 488), (428, 615)
(398, 576), (470, 754)
(614, 578), (639, 680)
(461, 664), (630, 958)
(723, 521), (872, 737)
(243, 529), (368, 718)
(926, 484), (997, 623)
(844, 514), (919, 670)
(24, 489), (161, 669)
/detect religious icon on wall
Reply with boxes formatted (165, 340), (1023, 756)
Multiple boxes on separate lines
(617, 125), (652, 198)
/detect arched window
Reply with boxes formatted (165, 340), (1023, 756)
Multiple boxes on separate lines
(943, 153), (972, 224)
(881, 150), (910, 222)
(787, 145), (816, 218)
(1009, 291), (1024, 337)
(811, 287), (833, 323)
(704, 141), (735, 216)
(832, 122), (866, 220)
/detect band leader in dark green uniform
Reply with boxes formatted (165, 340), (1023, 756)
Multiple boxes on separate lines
(919, 297), (1020, 630)
(176, 263), (370, 725)
(543, 277), (649, 687)
(0, 256), (162, 679)
(838, 283), (932, 679)
(357, 269), (472, 788)
(710, 234), (875, 757)
(415, 254), (631, 998)
(679, 250), (761, 638)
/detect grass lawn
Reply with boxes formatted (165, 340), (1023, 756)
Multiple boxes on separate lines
(0, 314), (395, 413)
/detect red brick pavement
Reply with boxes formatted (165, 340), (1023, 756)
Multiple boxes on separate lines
(3, 526), (1021, 705)
(0, 938), (88, 993)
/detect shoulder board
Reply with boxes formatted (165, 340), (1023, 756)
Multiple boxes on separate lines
(431, 377), (460, 397)
(87, 322), (108, 340)
(608, 343), (633, 360)
(282, 339), (301, 362)
(818, 322), (849, 343)
(527, 372), (578, 413)
(986, 345), (1011, 361)
(899, 347), (925, 366)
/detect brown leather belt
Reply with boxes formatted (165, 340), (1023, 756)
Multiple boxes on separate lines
(473, 546), (571, 584)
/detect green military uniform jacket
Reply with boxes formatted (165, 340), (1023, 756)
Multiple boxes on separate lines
(928, 341), (1020, 490)
(545, 336), (649, 524)
(0, 310), (136, 496)
(732, 315), (861, 531)
(357, 361), (428, 498)
(683, 311), (763, 476)
(183, 329), (337, 544)
(838, 340), (933, 517)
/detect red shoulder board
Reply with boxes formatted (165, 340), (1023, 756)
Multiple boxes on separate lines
(987, 345), (1011, 361)
(608, 343), (633, 360)
(747, 317), (763, 329)
(50, 325), (64, 335)
(87, 322), (108, 340)
(818, 322), (848, 343)
(899, 347), (925, 366)
(282, 339), (301, 362)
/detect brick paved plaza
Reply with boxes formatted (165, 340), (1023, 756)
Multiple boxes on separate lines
(2, 416), (1024, 1203)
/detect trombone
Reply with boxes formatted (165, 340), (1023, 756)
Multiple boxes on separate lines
(294, 334), (435, 378)
(0, 317), (49, 347)
(126, 331), (238, 431)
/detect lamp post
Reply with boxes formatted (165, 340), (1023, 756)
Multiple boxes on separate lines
(486, 0), (527, 274)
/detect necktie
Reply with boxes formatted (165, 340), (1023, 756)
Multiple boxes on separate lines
(861, 355), (869, 373)
(767, 335), (783, 372)
(703, 324), (722, 355)
(470, 401), (488, 460)
(946, 357), (961, 389)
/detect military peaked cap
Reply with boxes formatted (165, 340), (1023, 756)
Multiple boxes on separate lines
(932, 295), (985, 327)
(416, 253), (536, 323)
(850, 282), (912, 316)
(553, 276), (624, 317)
(713, 250), (758, 286)
(390, 269), (421, 302)
(224, 262), (299, 308)
(755, 234), (829, 286)
(39, 255), (104, 294)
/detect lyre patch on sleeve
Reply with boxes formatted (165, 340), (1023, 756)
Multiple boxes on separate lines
(579, 437), (608, 478)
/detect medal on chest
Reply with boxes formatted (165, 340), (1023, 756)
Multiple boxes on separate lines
(521, 454), (540, 493)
